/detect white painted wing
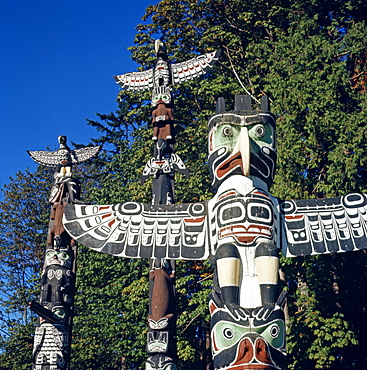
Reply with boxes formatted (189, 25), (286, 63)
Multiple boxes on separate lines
(114, 69), (154, 91)
(63, 201), (209, 260)
(171, 50), (220, 85)
(279, 193), (367, 257)
(71, 146), (101, 164)
(27, 150), (59, 167)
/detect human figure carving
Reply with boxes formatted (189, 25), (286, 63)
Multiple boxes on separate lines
(152, 102), (174, 141)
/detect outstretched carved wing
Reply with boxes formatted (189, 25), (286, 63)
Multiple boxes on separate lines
(71, 146), (101, 164)
(63, 202), (209, 260)
(280, 193), (367, 257)
(28, 146), (101, 167)
(27, 150), (60, 167)
(171, 50), (221, 85)
(114, 50), (220, 91)
(114, 69), (154, 91)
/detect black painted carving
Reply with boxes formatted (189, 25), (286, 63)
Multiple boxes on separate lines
(63, 96), (367, 369)
(28, 137), (100, 370)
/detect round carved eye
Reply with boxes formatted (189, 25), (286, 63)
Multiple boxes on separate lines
(269, 324), (280, 338)
(60, 252), (69, 259)
(222, 327), (234, 339)
(254, 125), (266, 138)
(222, 125), (232, 137)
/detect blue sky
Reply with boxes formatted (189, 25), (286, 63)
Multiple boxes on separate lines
(0, 0), (156, 191)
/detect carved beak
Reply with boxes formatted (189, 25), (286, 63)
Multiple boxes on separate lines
(216, 126), (250, 179)
(227, 336), (279, 369)
(155, 39), (160, 54)
(230, 126), (250, 176)
(155, 39), (162, 55)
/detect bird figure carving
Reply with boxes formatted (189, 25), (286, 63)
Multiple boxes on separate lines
(27, 135), (101, 178)
(114, 39), (220, 93)
(114, 39), (220, 143)
(62, 95), (367, 370)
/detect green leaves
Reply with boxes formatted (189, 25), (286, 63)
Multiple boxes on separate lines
(287, 285), (358, 369)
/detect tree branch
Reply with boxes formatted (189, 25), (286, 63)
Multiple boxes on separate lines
(223, 46), (260, 104)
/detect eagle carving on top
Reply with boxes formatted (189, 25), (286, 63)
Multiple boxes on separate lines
(27, 135), (101, 177)
(113, 39), (220, 92)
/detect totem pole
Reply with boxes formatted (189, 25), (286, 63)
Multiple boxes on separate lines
(28, 136), (100, 370)
(115, 39), (218, 370)
(141, 138), (190, 369)
(63, 93), (367, 370)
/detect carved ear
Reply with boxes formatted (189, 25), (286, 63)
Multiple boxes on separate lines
(276, 290), (288, 308)
(235, 94), (252, 111)
(216, 97), (226, 113)
(261, 95), (270, 111)
(209, 299), (219, 315)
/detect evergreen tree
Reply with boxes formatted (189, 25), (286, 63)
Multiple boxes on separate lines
(0, 167), (52, 369)
(1, 1), (367, 369)
(0, 161), (98, 369)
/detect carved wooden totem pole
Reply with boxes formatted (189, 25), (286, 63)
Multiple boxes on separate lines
(141, 137), (190, 369)
(116, 39), (218, 370)
(63, 89), (367, 370)
(28, 136), (100, 370)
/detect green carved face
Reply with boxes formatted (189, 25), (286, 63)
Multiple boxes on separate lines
(152, 92), (171, 106)
(209, 293), (287, 370)
(57, 148), (71, 165)
(45, 249), (72, 268)
(212, 318), (285, 352)
(210, 122), (274, 157)
(208, 112), (277, 191)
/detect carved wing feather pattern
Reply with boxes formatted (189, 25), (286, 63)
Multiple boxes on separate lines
(63, 202), (209, 260)
(114, 69), (154, 91)
(27, 146), (101, 167)
(280, 193), (367, 257)
(27, 150), (60, 167)
(71, 146), (101, 164)
(171, 50), (221, 85)
(114, 50), (220, 90)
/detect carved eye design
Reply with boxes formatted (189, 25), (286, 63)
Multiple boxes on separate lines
(222, 125), (232, 137)
(222, 327), (234, 339)
(269, 324), (280, 338)
(60, 252), (69, 260)
(254, 124), (266, 138)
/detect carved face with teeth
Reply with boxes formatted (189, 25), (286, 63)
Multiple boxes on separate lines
(208, 100), (276, 192)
